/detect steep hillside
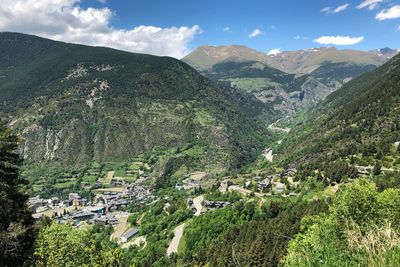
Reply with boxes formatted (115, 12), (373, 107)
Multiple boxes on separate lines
(203, 60), (332, 113)
(276, 53), (400, 169)
(0, 32), (269, 173)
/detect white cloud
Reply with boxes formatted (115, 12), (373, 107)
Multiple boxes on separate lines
(356, 0), (383, 10)
(98, 0), (106, 3)
(268, 48), (281, 55)
(396, 26), (400, 32)
(333, 4), (349, 13)
(376, 5), (400, 20)
(0, 0), (201, 58)
(271, 25), (275, 30)
(249, 29), (264, 38)
(295, 36), (301, 40)
(321, 7), (331, 14)
(314, 35), (364, 45)
(223, 27), (230, 31)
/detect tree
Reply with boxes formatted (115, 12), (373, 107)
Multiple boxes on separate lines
(373, 161), (382, 176)
(0, 119), (35, 265)
(33, 223), (121, 266)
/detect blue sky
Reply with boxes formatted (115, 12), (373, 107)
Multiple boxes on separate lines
(1, 0), (399, 57)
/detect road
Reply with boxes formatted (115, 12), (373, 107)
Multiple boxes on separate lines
(355, 165), (397, 172)
(193, 195), (203, 216)
(110, 213), (130, 241)
(166, 195), (204, 257)
(167, 223), (185, 257)
(229, 185), (269, 197)
(121, 236), (146, 249)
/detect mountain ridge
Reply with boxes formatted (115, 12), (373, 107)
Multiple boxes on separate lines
(0, 32), (269, 174)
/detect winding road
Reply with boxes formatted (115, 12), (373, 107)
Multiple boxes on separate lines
(166, 223), (185, 257)
(166, 195), (204, 257)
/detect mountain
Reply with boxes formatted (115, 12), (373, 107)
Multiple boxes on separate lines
(276, 52), (400, 169)
(183, 45), (398, 74)
(182, 45), (398, 116)
(202, 60), (332, 114)
(180, 44), (268, 71)
(0, 32), (269, 174)
(265, 46), (398, 74)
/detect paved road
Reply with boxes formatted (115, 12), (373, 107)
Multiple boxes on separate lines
(229, 185), (269, 197)
(167, 223), (185, 257)
(193, 195), (203, 216)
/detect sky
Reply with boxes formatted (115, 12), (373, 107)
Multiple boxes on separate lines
(0, 0), (399, 58)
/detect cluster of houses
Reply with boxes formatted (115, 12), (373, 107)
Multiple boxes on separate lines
(186, 198), (197, 213)
(57, 208), (121, 226)
(28, 193), (92, 213)
(203, 200), (231, 211)
(93, 183), (155, 211)
(28, 196), (62, 213)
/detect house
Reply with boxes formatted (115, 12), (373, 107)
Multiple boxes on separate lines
(220, 179), (232, 189)
(289, 192), (297, 197)
(120, 228), (139, 242)
(286, 168), (297, 176)
(273, 183), (286, 193)
(203, 200), (231, 210)
(69, 193), (80, 200)
(175, 184), (184, 190)
(187, 198), (193, 205)
(257, 181), (271, 191)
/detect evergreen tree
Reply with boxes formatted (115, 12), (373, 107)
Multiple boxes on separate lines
(373, 161), (382, 176)
(0, 119), (35, 265)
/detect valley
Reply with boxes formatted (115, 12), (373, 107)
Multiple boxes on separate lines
(1, 32), (400, 267)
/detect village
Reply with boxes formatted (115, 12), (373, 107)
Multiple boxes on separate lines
(28, 166), (303, 249)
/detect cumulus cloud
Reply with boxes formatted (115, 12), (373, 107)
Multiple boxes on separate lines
(268, 48), (281, 55)
(376, 5), (400, 20)
(356, 0), (383, 10)
(333, 4), (349, 13)
(249, 29), (264, 38)
(223, 27), (231, 31)
(314, 35), (364, 45)
(0, 0), (201, 58)
(320, 7), (331, 14)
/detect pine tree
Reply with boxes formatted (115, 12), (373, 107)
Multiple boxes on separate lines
(373, 161), (382, 176)
(0, 119), (35, 265)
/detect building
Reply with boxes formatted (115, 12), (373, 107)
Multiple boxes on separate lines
(120, 228), (139, 242)
(273, 183), (286, 193)
(220, 179), (232, 190)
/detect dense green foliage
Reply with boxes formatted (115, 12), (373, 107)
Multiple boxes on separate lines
(310, 62), (376, 88)
(0, 119), (35, 266)
(178, 197), (328, 266)
(32, 223), (121, 266)
(285, 179), (400, 266)
(277, 53), (400, 169)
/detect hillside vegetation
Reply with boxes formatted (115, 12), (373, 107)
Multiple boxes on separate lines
(0, 32), (269, 176)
